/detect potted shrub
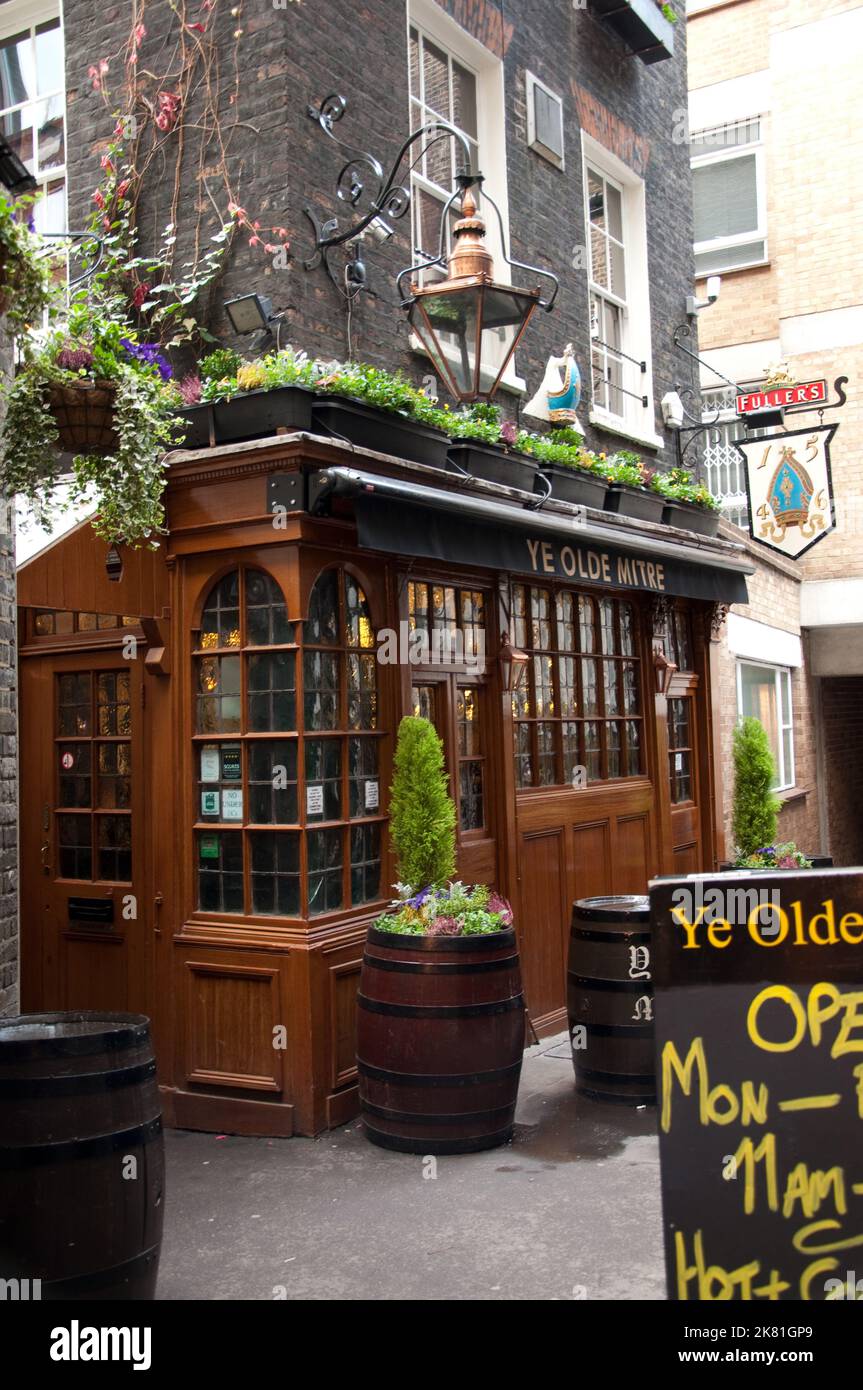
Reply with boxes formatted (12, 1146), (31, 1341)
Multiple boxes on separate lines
(312, 362), (449, 468)
(722, 717), (832, 869)
(0, 301), (182, 544)
(520, 428), (610, 508)
(446, 403), (537, 492)
(653, 467), (721, 538)
(357, 716), (525, 1154)
(603, 451), (666, 523)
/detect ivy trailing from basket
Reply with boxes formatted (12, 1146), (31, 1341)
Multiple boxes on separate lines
(0, 301), (182, 544)
(0, 193), (60, 344)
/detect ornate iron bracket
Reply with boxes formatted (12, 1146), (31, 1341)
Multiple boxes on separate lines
(303, 93), (473, 289)
(39, 230), (105, 288)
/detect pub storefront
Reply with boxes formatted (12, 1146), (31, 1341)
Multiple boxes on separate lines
(17, 430), (753, 1136)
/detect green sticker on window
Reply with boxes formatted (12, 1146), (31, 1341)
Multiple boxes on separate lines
(199, 834), (220, 860)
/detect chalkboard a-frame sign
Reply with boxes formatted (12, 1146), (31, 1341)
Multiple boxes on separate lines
(651, 869), (863, 1302)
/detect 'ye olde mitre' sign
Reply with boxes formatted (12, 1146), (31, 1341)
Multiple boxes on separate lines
(735, 424), (837, 559)
(651, 870), (863, 1302)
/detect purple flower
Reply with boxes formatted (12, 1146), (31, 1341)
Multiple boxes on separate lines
(500, 421), (518, 447)
(56, 344), (94, 372)
(408, 887), (433, 909)
(121, 337), (174, 381)
(27, 214), (36, 234)
(179, 373), (202, 405)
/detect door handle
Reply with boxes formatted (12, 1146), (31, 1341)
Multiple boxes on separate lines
(40, 842), (51, 875)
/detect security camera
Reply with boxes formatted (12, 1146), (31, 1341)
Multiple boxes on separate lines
(661, 391), (685, 429)
(360, 215), (394, 247)
(686, 275), (722, 317)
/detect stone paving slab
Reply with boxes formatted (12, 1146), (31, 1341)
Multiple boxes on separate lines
(156, 1034), (665, 1301)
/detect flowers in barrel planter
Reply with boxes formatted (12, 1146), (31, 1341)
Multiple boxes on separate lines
(0, 303), (183, 544)
(733, 843), (814, 871)
(729, 717), (813, 869)
(376, 881), (515, 937)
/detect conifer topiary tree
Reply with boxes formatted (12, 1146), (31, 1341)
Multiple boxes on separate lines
(389, 716), (456, 888)
(732, 717), (782, 857)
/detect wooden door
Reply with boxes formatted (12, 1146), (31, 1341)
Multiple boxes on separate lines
(409, 675), (498, 887)
(20, 651), (149, 1015)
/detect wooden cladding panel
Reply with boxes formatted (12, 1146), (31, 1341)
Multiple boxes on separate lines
(183, 960), (284, 1094)
(518, 828), (569, 1023)
(571, 821), (612, 903)
(329, 960), (362, 1090)
(61, 933), (129, 1014)
(615, 814), (652, 894)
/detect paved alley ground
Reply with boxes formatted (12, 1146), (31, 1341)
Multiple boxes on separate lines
(156, 1033), (665, 1301)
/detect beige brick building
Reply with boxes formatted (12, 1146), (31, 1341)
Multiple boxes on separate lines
(687, 0), (863, 863)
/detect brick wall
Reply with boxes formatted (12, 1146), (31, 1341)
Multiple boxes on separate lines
(62, 0), (695, 465)
(717, 536), (822, 856)
(821, 677), (863, 866)
(0, 324), (17, 1018)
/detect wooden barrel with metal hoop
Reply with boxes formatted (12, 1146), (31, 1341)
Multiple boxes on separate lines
(357, 927), (525, 1154)
(0, 1012), (164, 1299)
(568, 896), (655, 1105)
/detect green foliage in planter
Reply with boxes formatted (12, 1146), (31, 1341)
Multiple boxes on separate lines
(447, 402), (503, 445)
(388, 716), (456, 890)
(605, 450), (648, 487)
(0, 193), (60, 343)
(375, 880), (514, 937)
(650, 466), (720, 512)
(0, 302), (182, 544)
(734, 841), (813, 871)
(660, 3), (678, 25)
(732, 716), (782, 858)
(199, 346), (244, 384)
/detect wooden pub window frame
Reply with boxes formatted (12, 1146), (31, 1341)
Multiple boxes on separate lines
(189, 562), (388, 926)
(664, 603), (701, 810)
(509, 581), (648, 792)
(404, 574), (493, 844)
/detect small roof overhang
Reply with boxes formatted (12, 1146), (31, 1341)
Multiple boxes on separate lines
(312, 465), (753, 605)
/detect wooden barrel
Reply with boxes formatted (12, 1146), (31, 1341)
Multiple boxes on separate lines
(0, 1012), (164, 1299)
(357, 928), (525, 1154)
(568, 896), (655, 1105)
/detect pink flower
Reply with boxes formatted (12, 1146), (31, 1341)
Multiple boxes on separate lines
(488, 893), (513, 926)
(116, 179), (131, 198)
(92, 188), (105, 209)
(179, 374), (202, 405)
(500, 421), (518, 447)
(100, 154), (114, 172)
(428, 915), (460, 936)
(102, 215), (112, 230)
(187, 21), (206, 32)
(132, 282), (150, 309)
(133, 22), (146, 46)
(155, 112), (170, 132)
(248, 235), (261, 247)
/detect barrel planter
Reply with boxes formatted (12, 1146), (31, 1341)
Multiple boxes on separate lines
(357, 927), (525, 1154)
(567, 895), (655, 1105)
(0, 1012), (165, 1299)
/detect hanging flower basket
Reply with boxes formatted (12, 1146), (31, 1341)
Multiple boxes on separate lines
(47, 379), (119, 456)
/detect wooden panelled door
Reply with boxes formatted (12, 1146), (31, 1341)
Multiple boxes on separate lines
(20, 649), (149, 1015)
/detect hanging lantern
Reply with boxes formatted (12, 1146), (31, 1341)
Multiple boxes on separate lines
(405, 186), (545, 403)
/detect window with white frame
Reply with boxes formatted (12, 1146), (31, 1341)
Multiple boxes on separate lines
(701, 383), (771, 530)
(0, 3), (66, 234)
(736, 661), (795, 792)
(584, 140), (655, 443)
(691, 118), (766, 276)
(408, 18), (480, 280)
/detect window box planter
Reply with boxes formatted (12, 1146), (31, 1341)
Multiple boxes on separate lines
(661, 501), (721, 538)
(212, 384), (314, 444)
(536, 462), (609, 510)
(311, 395), (449, 468)
(447, 440), (537, 492)
(604, 482), (666, 524)
(357, 925), (525, 1154)
(176, 402), (215, 449)
(590, 0), (675, 65)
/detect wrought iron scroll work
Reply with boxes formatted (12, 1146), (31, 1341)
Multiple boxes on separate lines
(38, 231), (105, 288)
(304, 93), (473, 288)
(395, 177), (559, 311)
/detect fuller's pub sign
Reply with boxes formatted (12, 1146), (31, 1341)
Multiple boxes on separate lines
(735, 423), (838, 560)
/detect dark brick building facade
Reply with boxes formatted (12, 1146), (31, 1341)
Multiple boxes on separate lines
(62, 0), (694, 463)
(0, 327), (16, 1019)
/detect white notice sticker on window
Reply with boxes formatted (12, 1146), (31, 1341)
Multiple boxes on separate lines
(364, 780), (379, 810)
(222, 788), (243, 821)
(306, 784), (324, 816)
(200, 746), (220, 783)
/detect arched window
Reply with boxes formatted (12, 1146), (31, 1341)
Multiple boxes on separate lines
(192, 566), (383, 920)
